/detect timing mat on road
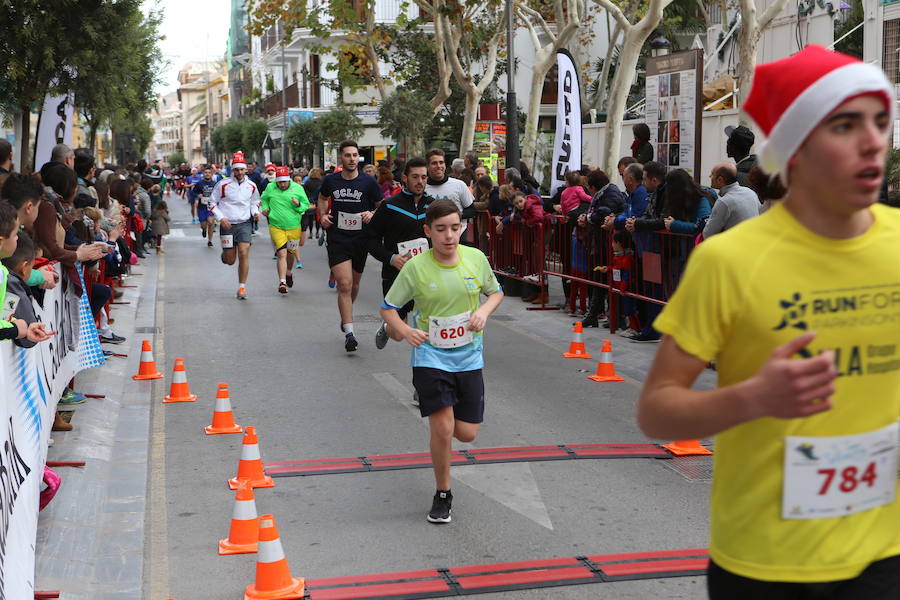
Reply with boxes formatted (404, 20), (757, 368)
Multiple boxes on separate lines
(265, 443), (673, 477)
(302, 548), (709, 600)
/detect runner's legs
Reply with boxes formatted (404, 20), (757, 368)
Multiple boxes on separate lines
(237, 242), (250, 285)
(428, 407), (480, 490)
(275, 248), (288, 281)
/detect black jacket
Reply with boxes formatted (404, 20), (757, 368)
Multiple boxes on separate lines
(5, 270), (37, 348)
(633, 183), (668, 231)
(587, 184), (626, 225)
(367, 190), (433, 278)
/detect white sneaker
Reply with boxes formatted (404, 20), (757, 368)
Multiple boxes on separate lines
(618, 328), (637, 337)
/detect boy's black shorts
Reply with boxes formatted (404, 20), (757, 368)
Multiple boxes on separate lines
(412, 367), (484, 423)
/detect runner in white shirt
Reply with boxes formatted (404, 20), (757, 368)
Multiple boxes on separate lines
(424, 149), (475, 238)
(209, 152), (261, 299)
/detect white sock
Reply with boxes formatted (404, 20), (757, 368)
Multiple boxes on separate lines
(342, 323), (354, 335)
(280, 279), (286, 284)
(98, 311), (112, 337)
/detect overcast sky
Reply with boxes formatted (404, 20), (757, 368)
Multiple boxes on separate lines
(147, 0), (231, 96)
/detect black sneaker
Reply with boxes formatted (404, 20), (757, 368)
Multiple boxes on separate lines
(344, 333), (358, 352)
(99, 333), (126, 344)
(427, 490), (452, 524)
(207, 240), (213, 247)
(201, 228), (206, 238)
(285, 274), (294, 288)
(374, 321), (388, 349)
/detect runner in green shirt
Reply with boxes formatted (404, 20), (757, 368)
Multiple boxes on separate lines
(260, 166), (309, 294)
(381, 198), (504, 524)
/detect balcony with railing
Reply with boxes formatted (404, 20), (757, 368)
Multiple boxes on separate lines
(260, 82), (300, 118)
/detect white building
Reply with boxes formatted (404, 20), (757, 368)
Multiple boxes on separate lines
(148, 92), (182, 163)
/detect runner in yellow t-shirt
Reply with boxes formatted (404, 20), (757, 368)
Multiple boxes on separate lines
(639, 46), (899, 598)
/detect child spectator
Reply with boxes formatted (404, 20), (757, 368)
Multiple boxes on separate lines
(568, 218), (589, 316)
(594, 231), (640, 334)
(0, 203), (54, 344)
(560, 169), (591, 215)
(149, 183), (162, 211)
(152, 200), (170, 254)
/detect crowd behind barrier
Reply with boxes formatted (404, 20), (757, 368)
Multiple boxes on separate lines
(471, 209), (696, 333)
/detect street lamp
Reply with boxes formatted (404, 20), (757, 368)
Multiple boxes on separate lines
(650, 33), (671, 57)
(504, 0), (520, 172)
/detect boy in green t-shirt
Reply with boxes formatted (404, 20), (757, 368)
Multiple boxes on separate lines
(260, 166), (309, 294)
(381, 198), (503, 524)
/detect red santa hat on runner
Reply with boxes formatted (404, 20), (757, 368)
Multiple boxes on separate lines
(743, 45), (894, 182)
(264, 162), (276, 172)
(275, 166), (291, 182)
(231, 152), (247, 169)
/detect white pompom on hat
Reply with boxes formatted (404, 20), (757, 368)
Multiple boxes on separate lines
(742, 45), (894, 182)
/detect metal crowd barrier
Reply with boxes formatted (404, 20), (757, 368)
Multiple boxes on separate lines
(472, 210), (697, 331)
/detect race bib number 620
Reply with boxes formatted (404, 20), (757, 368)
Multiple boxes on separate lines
(429, 312), (473, 349)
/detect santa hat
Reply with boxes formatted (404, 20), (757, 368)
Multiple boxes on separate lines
(743, 45), (894, 181)
(275, 166), (291, 182)
(231, 152), (246, 169)
(264, 163), (276, 172)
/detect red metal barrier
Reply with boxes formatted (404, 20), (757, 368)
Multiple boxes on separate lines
(483, 210), (696, 332)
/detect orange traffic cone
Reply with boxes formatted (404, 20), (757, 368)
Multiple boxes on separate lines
(163, 358), (197, 403)
(663, 440), (713, 456)
(132, 340), (163, 380)
(206, 383), (243, 435)
(219, 479), (259, 555)
(229, 426), (275, 490)
(587, 340), (625, 382)
(563, 322), (593, 359)
(244, 514), (304, 600)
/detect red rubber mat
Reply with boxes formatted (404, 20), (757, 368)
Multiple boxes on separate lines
(266, 443), (671, 477)
(302, 548), (709, 599)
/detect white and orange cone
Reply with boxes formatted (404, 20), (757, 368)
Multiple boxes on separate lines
(228, 426), (275, 490)
(563, 321), (593, 359)
(205, 383), (243, 435)
(219, 479), (259, 555)
(163, 358), (198, 403)
(663, 440), (713, 456)
(587, 340), (625, 382)
(132, 340), (163, 380)
(244, 514), (304, 599)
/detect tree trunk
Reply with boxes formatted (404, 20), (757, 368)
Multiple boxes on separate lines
(601, 35), (643, 177)
(88, 119), (99, 154)
(522, 59), (550, 171)
(19, 106), (31, 172)
(460, 89), (480, 155)
(592, 24), (621, 112)
(735, 29), (756, 113)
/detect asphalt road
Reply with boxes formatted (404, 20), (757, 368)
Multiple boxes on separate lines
(148, 197), (713, 599)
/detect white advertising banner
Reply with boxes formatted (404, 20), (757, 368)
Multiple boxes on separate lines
(33, 92), (75, 169)
(550, 50), (582, 196)
(0, 265), (104, 599)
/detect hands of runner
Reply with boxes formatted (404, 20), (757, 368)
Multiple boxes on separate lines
(403, 324), (428, 347)
(220, 218), (232, 230)
(320, 214), (333, 228)
(292, 197), (300, 206)
(468, 308), (488, 332)
(262, 209), (270, 217)
(361, 210), (374, 224)
(742, 332), (836, 420)
(253, 213), (261, 222)
(391, 254), (410, 271)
